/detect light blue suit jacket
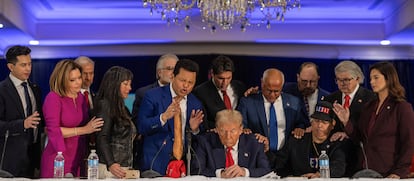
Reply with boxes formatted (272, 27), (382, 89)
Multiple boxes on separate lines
(137, 85), (203, 175)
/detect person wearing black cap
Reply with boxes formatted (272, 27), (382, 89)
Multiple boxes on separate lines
(273, 101), (346, 178)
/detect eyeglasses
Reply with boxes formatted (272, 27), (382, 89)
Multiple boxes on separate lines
(335, 78), (354, 84)
(161, 66), (174, 71)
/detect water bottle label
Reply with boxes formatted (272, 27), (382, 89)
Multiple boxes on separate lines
(319, 159), (329, 167)
(88, 159), (99, 166)
(54, 161), (64, 167)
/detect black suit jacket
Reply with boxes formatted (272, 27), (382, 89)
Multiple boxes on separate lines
(191, 132), (271, 177)
(0, 77), (43, 178)
(323, 86), (376, 132)
(131, 81), (159, 122)
(323, 86), (375, 176)
(193, 80), (246, 129)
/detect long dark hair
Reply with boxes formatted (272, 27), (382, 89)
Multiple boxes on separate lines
(96, 66), (133, 120)
(370, 61), (405, 102)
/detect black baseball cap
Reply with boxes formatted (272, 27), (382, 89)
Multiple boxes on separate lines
(310, 101), (335, 121)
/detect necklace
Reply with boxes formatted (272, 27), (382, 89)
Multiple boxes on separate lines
(312, 141), (320, 157)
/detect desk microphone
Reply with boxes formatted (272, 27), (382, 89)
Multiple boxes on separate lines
(352, 141), (382, 178)
(186, 128), (192, 176)
(0, 130), (13, 178)
(141, 138), (166, 178)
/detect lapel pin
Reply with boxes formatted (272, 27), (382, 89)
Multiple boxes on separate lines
(244, 153), (249, 157)
(387, 106), (390, 110)
(286, 103), (290, 107)
(358, 99), (362, 103)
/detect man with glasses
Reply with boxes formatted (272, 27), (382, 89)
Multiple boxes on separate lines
(131, 53), (178, 170)
(132, 53), (179, 121)
(237, 68), (308, 168)
(191, 109), (271, 178)
(284, 62), (330, 122)
(323, 60), (375, 177)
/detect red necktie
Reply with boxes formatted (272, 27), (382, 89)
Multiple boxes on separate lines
(225, 147), (234, 168)
(222, 90), (232, 109)
(344, 95), (350, 109)
(84, 91), (90, 108)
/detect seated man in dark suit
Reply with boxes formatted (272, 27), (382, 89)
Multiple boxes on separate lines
(274, 101), (346, 178)
(191, 109), (271, 178)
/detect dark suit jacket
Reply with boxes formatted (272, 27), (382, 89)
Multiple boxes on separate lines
(323, 86), (376, 132)
(137, 85), (204, 175)
(193, 80), (246, 129)
(275, 133), (346, 178)
(237, 92), (308, 138)
(191, 132), (271, 177)
(0, 77), (43, 178)
(345, 96), (414, 178)
(283, 82), (330, 125)
(132, 81), (159, 122)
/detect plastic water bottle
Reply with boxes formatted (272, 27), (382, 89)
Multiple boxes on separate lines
(319, 150), (330, 178)
(54, 151), (65, 178)
(87, 149), (99, 179)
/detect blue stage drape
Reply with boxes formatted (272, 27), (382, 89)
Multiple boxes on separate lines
(1, 55), (413, 105)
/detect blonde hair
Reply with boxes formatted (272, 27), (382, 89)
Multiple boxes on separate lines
(215, 109), (243, 128)
(49, 59), (82, 96)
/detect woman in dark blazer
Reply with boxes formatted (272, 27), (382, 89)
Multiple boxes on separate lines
(95, 66), (136, 178)
(334, 61), (414, 178)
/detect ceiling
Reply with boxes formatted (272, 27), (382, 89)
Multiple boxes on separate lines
(0, 0), (414, 59)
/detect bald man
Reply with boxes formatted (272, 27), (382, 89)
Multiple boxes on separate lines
(237, 68), (308, 168)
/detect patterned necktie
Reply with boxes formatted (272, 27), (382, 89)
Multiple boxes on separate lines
(269, 103), (278, 151)
(303, 96), (310, 116)
(344, 95), (351, 109)
(21, 82), (32, 117)
(84, 90), (90, 108)
(173, 100), (183, 160)
(225, 147), (234, 168)
(222, 90), (232, 109)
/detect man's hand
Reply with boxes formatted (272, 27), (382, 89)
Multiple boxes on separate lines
(221, 165), (246, 178)
(242, 128), (252, 134)
(24, 111), (41, 129)
(292, 128), (305, 139)
(330, 131), (349, 142)
(161, 98), (181, 122)
(189, 109), (204, 132)
(243, 86), (259, 97)
(255, 133), (269, 152)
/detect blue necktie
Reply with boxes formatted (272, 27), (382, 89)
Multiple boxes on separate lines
(21, 82), (32, 117)
(269, 103), (278, 151)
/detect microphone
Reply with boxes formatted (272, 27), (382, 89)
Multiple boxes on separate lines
(186, 127), (192, 176)
(352, 141), (382, 178)
(141, 138), (166, 178)
(0, 130), (13, 178)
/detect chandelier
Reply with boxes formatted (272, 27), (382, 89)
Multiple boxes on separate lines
(142, 0), (300, 32)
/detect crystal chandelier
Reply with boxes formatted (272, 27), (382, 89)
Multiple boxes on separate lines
(142, 0), (300, 32)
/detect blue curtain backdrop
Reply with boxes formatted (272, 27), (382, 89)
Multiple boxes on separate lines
(1, 55), (413, 105)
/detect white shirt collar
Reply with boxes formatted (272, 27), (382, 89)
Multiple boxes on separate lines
(9, 73), (26, 87)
